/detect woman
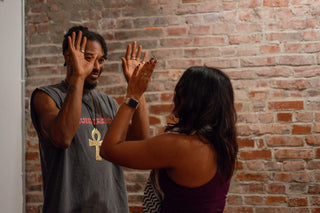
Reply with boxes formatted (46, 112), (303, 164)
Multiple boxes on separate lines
(100, 63), (238, 213)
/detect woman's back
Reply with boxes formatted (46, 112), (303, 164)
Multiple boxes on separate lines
(163, 133), (216, 188)
(156, 133), (229, 213)
(159, 168), (229, 213)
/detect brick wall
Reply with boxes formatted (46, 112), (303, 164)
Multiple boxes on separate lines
(25, 0), (320, 212)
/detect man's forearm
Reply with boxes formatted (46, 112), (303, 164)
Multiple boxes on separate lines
(49, 77), (84, 148)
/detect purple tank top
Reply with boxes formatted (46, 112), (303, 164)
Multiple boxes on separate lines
(158, 169), (229, 213)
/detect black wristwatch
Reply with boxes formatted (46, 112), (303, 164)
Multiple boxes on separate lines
(124, 97), (139, 109)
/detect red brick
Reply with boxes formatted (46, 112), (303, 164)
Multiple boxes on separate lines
(250, 91), (267, 100)
(194, 36), (227, 46)
(273, 79), (312, 89)
(160, 92), (174, 102)
(26, 152), (40, 161)
(184, 47), (220, 58)
(238, 10), (257, 21)
(266, 32), (303, 41)
(244, 195), (264, 205)
(259, 44), (281, 53)
(307, 161), (320, 170)
(266, 196), (287, 205)
(256, 67), (292, 77)
(241, 56), (276, 67)
(129, 206), (143, 213)
(166, 27), (187, 36)
(305, 42), (320, 53)
(275, 149), (313, 160)
(306, 135), (320, 146)
(251, 124), (289, 134)
(177, 2), (220, 15)
(263, 0), (289, 7)
(268, 101), (304, 110)
(235, 172), (268, 181)
(224, 206), (254, 213)
(292, 125), (311, 134)
(240, 150), (272, 159)
(304, 30), (320, 41)
(288, 197), (308, 206)
(212, 23), (234, 34)
(149, 104), (174, 114)
(167, 59), (201, 69)
(259, 113), (274, 123)
(309, 185), (320, 194)
(317, 148), (320, 158)
(237, 138), (255, 148)
(248, 183), (265, 193)
(229, 34), (263, 44)
(274, 172), (293, 182)
(227, 195), (243, 205)
(239, 0), (262, 8)
(283, 160), (305, 171)
(277, 113), (292, 122)
(160, 38), (192, 47)
(296, 112), (313, 122)
(268, 184), (286, 194)
(188, 25), (210, 35)
(314, 124), (320, 133)
(149, 116), (161, 125)
(204, 58), (239, 69)
(284, 43), (304, 53)
(246, 160), (265, 171)
(278, 55), (315, 66)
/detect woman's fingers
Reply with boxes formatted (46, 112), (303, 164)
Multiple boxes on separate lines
(136, 45), (142, 61)
(141, 52), (148, 64)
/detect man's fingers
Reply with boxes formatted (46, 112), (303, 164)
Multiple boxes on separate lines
(67, 36), (73, 51)
(126, 44), (131, 62)
(80, 36), (87, 52)
(131, 41), (137, 59)
(121, 57), (128, 72)
(75, 31), (82, 50)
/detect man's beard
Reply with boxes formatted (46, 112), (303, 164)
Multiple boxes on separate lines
(84, 81), (97, 90)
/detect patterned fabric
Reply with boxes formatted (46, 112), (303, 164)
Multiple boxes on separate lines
(143, 170), (164, 213)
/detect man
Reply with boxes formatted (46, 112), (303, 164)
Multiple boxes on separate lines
(31, 26), (149, 213)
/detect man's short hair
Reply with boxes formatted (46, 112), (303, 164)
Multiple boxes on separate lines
(62, 26), (108, 66)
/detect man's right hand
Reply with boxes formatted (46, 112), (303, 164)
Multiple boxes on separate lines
(67, 31), (98, 80)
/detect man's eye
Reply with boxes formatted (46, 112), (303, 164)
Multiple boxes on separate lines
(85, 56), (92, 61)
(99, 59), (105, 64)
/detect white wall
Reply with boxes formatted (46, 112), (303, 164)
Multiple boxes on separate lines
(0, 0), (24, 212)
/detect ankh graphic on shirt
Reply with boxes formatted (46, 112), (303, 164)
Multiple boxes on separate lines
(89, 128), (103, 161)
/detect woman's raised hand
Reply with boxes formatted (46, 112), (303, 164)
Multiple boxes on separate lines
(121, 41), (148, 82)
(126, 58), (157, 100)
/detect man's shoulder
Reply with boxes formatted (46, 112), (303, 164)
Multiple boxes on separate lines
(33, 82), (65, 95)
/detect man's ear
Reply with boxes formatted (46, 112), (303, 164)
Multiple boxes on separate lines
(64, 50), (71, 66)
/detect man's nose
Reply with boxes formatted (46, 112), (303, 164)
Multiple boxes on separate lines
(94, 60), (100, 70)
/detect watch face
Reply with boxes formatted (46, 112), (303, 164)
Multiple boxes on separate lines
(126, 98), (139, 109)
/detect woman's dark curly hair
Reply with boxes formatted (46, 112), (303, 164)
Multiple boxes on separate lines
(165, 66), (238, 183)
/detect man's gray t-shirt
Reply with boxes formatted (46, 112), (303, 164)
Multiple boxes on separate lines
(31, 82), (129, 213)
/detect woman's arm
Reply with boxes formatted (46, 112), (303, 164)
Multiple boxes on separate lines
(100, 58), (181, 169)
